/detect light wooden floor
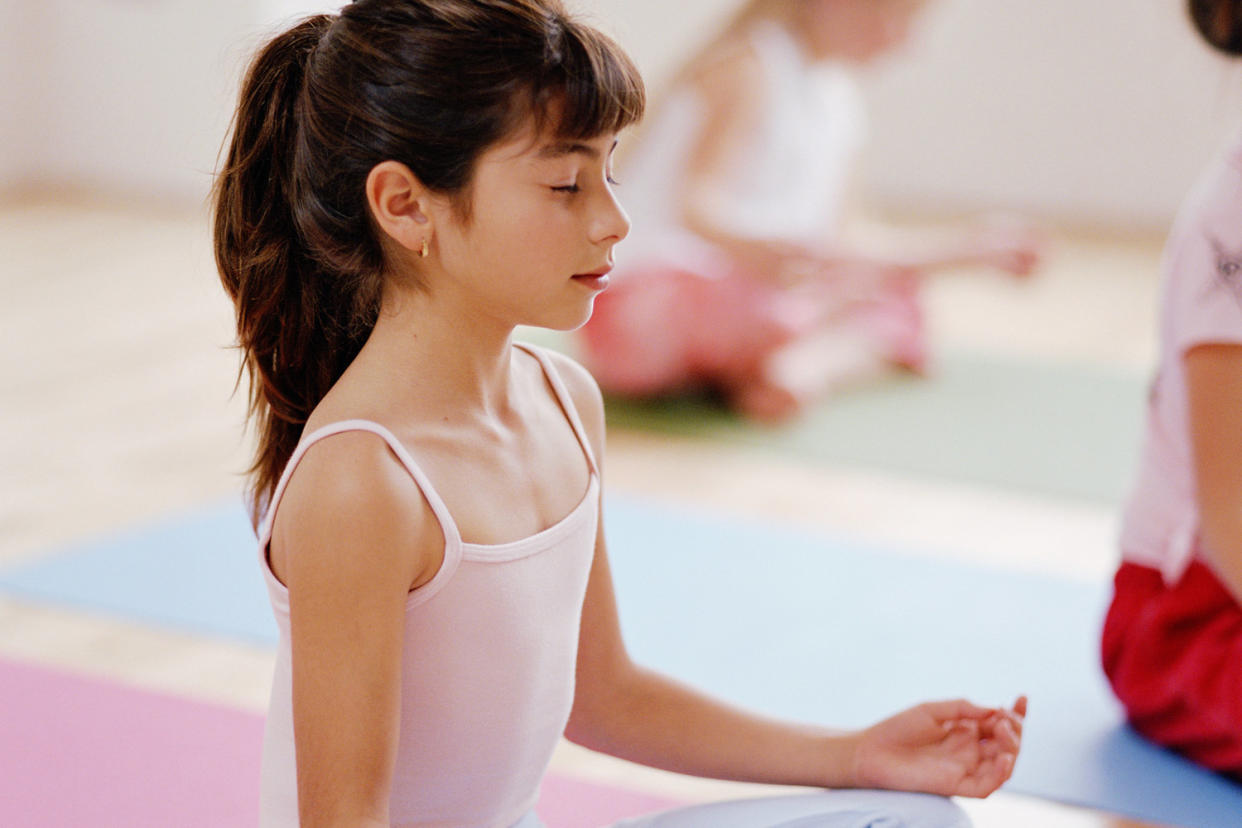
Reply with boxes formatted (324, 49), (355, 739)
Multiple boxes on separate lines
(0, 194), (1169, 826)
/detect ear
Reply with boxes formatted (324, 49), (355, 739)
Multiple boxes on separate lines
(365, 160), (433, 254)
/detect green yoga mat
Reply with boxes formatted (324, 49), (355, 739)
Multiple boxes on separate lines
(601, 351), (1148, 506)
(518, 329), (1148, 504)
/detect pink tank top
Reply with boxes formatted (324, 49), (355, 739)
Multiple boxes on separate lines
(256, 345), (599, 828)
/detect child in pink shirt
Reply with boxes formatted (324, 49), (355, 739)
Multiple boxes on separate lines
(1102, 0), (1242, 780)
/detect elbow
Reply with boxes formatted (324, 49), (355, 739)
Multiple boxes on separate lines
(563, 711), (603, 752)
(563, 696), (612, 752)
(564, 654), (642, 752)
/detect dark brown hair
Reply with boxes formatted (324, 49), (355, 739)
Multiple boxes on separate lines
(1189, 0), (1242, 54)
(213, 0), (644, 522)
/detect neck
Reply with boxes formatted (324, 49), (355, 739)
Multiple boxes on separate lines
(358, 280), (520, 422)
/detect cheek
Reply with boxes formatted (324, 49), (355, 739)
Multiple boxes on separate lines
(454, 198), (573, 286)
(450, 198), (530, 260)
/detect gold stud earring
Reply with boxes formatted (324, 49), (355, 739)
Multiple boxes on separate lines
(420, 238), (429, 258)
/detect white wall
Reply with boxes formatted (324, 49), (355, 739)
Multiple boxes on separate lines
(1, 1), (339, 204)
(580, 0), (730, 87)
(588, 0), (1242, 230)
(858, 0), (1242, 227)
(5, 0), (1241, 229)
(0, 2), (44, 189)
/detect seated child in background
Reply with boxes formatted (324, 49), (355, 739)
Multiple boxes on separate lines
(1101, 0), (1242, 782)
(579, 0), (1041, 423)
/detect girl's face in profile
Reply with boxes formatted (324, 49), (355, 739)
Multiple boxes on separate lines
(431, 120), (630, 332)
(800, 0), (926, 63)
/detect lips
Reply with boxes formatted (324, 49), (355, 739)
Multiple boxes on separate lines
(573, 265), (613, 279)
(571, 264), (612, 291)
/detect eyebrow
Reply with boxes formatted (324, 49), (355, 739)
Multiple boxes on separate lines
(536, 139), (618, 161)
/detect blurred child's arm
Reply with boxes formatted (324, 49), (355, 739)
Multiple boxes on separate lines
(843, 214), (1044, 278)
(676, 40), (804, 280)
(675, 45), (1039, 285)
(675, 43), (884, 283)
(275, 433), (442, 828)
(1186, 343), (1242, 602)
(552, 351), (1024, 797)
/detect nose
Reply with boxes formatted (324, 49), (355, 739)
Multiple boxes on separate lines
(592, 185), (631, 246)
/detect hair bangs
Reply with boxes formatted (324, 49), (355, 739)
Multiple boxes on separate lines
(537, 19), (646, 140)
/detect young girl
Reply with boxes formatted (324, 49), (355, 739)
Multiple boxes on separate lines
(1101, 0), (1242, 783)
(579, 0), (1042, 422)
(214, 2), (1025, 825)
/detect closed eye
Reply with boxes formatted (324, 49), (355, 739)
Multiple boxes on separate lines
(551, 176), (619, 194)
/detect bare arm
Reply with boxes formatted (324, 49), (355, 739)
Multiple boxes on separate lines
(677, 43), (880, 284)
(273, 433), (442, 828)
(567, 542), (857, 788)
(552, 353), (1023, 796)
(848, 216), (1043, 277)
(1186, 343), (1242, 602)
(675, 42), (800, 281)
(674, 44), (1039, 286)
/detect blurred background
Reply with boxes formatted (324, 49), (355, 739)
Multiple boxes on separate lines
(3, 0), (1240, 224)
(3, 2), (1242, 825)
(8, 0), (1236, 556)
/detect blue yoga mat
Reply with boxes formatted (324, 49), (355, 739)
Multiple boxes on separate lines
(2, 498), (1239, 827)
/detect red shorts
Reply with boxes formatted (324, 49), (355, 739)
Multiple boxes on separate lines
(1101, 559), (1242, 779)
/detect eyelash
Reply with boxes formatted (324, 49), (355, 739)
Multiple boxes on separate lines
(552, 177), (621, 194)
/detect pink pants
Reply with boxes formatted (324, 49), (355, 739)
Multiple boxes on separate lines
(579, 265), (925, 398)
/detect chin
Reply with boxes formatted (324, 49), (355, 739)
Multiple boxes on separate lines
(529, 302), (596, 334)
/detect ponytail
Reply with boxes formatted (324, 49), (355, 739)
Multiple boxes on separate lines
(214, 14), (373, 523)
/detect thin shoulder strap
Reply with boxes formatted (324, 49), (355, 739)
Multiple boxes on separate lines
(257, 419), (465, 554)
(514, 342), (599, 475)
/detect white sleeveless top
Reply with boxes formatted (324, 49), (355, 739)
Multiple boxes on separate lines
(617, 20), (867, 275)
(256, 344), (599, 828)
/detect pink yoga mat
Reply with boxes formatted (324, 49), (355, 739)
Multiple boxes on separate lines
(0, 658), (685, 827)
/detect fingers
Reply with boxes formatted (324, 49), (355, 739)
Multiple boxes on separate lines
(982, 699), (1025, 743)
(921, 698), (996, 724)
(930, 696), (1026, 799)
(991, 715), (1020, 755)
(924, 696), (1028, 729)
(973, 700), (1025, 797)
(950, 716), (1018, 764)
(919, 735), (1016, 799)
(980, 697), (1025, 749)
(944, 724), (1021, 799)
(958, 751), (1017, 798)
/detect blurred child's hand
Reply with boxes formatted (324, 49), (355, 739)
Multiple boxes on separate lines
(737, 239), (825, 286)
(965, 215), (1046, 277)
(850, 696), (1027, 799)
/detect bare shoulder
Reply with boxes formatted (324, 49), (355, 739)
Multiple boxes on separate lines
(540, 348), (605, 447)
(271, 430), (442, 592)
(685, 34), (766, 113)
(677, 35), (766, 179)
